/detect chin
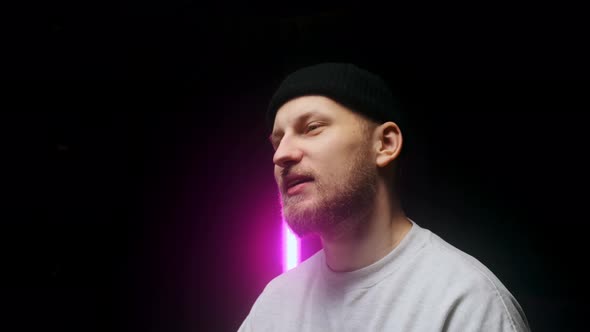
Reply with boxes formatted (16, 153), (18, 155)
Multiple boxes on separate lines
(282, 203), (323, 237)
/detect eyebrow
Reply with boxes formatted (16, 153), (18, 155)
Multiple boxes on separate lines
(268, 110), (323, 146)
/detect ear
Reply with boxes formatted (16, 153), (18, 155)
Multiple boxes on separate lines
(374, 122), (403, 168)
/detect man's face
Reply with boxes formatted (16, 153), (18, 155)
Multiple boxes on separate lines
(270, 96), (378, 237)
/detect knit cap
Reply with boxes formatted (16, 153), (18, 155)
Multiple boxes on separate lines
(267, 63), (399, 129)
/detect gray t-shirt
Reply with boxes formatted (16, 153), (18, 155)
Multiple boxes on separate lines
(238, 219), (530, 331)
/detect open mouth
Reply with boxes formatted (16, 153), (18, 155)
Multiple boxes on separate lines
(288, 178), (312, 188)
(284, 175), (314, 193)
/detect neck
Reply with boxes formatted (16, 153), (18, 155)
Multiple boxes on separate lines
(319, 184), (412, 272)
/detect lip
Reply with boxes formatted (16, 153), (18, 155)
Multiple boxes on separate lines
(287, 181), (311, 195)
(283, 174), (314, 194)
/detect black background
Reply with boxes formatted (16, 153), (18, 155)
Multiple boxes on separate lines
(2, 5), (589, 332)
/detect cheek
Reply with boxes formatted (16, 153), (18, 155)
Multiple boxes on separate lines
(317, 158), (349, 184)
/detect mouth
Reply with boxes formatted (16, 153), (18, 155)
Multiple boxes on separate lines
(284, 175), (314, 194)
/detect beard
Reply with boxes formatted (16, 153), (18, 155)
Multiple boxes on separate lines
(279, 146), (378, 238)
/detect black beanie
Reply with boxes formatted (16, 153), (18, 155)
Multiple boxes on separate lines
(267, 63), (399, 129)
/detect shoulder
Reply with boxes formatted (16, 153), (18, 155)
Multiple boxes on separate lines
(252, 249), (323, 305)
(238, 250), (324, 331)
(425, 231), (511, 296)
(268, 249), (322, 288)
(416, 229), (530, 331)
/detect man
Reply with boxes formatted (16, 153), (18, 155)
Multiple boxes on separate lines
(238, 63), (530, 331)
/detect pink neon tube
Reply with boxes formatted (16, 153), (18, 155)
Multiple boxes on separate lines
(282, 219), (300, 271)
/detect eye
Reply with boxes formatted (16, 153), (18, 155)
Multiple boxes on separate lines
(305, 122), (323, 133)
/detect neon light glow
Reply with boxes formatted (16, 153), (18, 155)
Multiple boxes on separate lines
(282, 219), (300, 271)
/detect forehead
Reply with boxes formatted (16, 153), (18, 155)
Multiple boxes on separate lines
(272, 95), (357, 131)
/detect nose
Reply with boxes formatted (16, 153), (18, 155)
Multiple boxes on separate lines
(273, 136), (303, 168)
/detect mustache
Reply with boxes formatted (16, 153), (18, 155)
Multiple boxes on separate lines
(280, 167), (315, 179)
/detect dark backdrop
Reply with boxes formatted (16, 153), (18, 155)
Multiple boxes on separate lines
(1, 7), (588, 332)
